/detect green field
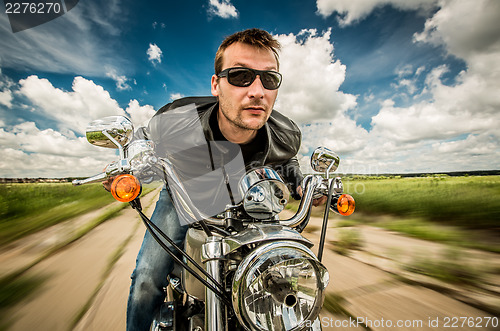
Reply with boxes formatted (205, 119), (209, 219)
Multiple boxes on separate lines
(2, 176), (499, 248)
(341, 175), (500, 229)
(283, 175), (500, 253)
(0, 183), (118, 246)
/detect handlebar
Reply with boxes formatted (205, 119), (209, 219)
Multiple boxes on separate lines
(202, 174), (325, 228)
(278, 175), (322, 227)
(73, 142), (337, 230)
(72, 172), (107, 186)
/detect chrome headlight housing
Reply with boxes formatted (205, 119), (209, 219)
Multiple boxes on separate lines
(232, 241), (329, 331)
(239, 168), (289, 219)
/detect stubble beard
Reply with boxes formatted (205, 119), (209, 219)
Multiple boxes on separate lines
(220, 106), (266, 131)
(218, 96), (269, 132)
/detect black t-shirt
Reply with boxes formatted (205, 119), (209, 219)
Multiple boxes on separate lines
(209, 108), (266, 168)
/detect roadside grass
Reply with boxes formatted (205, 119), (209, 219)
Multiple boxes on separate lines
(322, 293), (350, 316)
(323, 293), (369, 329)
(330, 228), (364, 256)
(404, 247), (483, 287)
(0, 182), (160, 247)
(374, 217), (500, 254)
(0, 274), (48, 330)
(0, 202), (131, 295)
(286, 176), (500, 252)
(0, 184), (161, 327)
(0, 183), (115, 246)
(343, 175), (500, 229)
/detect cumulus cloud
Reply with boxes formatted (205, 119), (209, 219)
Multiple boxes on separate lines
(125, 99), (156, 127)
(347, 0), (500, 173)
(413, 0), (500, 61)
(272, 29), (368, 172)
(170, 93), (185, 101)
(0, 74), (158, 177)
(275, 29), (357, 123)
(0, 121), (116, 177)
(207, 0), (238, 19)
(370, 0), (500, 142)
(391, 64), (425, 96)
(18, 75), (125, 135)
(106, 68), (132, 91)
(147, 43), (163, 65)
(316, 0), (437, 25)
(308, 0), (500, 173)
(0, 71), (15, 107)
(0, 90), (12, 108)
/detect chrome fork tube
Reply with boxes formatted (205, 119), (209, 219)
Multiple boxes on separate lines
(202, 236), (224, 331)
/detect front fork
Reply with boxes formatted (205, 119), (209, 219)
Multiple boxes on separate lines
(202, 236), (225, 331)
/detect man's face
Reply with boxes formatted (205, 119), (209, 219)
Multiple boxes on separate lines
(211, 42), (279, 133)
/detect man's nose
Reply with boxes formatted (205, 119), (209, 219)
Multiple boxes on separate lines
(246, 75), (265, 98)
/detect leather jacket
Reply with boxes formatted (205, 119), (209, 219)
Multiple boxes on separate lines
(149, 96), (304, 199)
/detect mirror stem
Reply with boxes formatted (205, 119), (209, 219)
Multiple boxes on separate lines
(103, 130), (125, 160)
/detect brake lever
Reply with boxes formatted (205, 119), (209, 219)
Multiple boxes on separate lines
(72, 172), (107, 186)
(72, 161), (124, 186)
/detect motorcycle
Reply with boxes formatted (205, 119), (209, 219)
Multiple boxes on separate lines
(73, 114), (355, 331)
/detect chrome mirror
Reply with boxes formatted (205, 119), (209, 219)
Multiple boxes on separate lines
(86, 116), (134, 149)
(310, 147), (340, 175)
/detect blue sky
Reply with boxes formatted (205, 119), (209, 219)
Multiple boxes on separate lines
(1, 0), (499, 177)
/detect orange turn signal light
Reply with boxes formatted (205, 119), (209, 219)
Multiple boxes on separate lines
(331, 194), (355, 216)
(110, 174), (141, 202)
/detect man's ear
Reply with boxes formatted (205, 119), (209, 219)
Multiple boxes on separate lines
(211, 75), (219, 97)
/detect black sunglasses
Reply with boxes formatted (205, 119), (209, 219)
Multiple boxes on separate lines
(217, 67), (282, 90)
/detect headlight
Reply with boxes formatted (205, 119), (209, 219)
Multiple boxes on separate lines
(232, 241), (329, 331)
(239, 168), (290, 219)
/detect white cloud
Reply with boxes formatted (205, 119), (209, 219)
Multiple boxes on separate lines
(413, 0), (500, 61)
(207, 0), (238, 19)
(370, 0), (500, 144)
(0, 70), (15, 107)
(275, 29), (357, 123)
(0, 89), (12, 108)
(125, 99), (156, 127)
(0, 1), (130, 76)
(106, 68), (132, 91)
(147, 43), (163, 65)
(308, 0), (500, 173)
(170, 93), (185, 101)
(0, 122), (116, 178)
(1, 75), (159, 177)
(347, 0), (500, 173)
(153, 22), (166, 29)
(18, 75), (125, 135)
(272, 29), (368, 172)
(316, 0), (437, 25)
(391, 64), (425, 96)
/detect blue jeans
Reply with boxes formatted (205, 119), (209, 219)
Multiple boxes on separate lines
(126, 187), (189, 331)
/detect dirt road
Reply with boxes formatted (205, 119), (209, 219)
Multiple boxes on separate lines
(1, 191), (499, 330)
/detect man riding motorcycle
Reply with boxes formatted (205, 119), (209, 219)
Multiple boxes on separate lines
(123, 28), (325, 331)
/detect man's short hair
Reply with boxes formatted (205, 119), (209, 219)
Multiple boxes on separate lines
(214, 28), (281, 75)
